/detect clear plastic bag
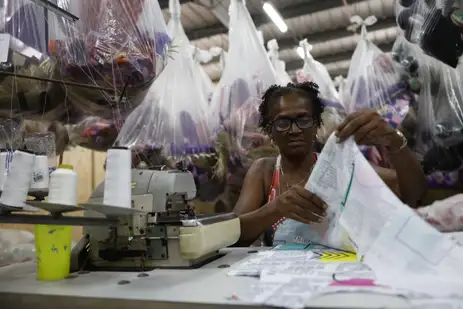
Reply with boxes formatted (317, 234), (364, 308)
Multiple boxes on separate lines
(296, 39), (339, 102)
(209, 0), (277, 139)
(344, 16), (414, 129)
(391, 35), (463, 185)
(0, 0), (171, 121)
(396, 0), (463, 68)
(191, 46), (220, 104)
(293, 40), (345, 144)
(267, 39), (292, 86)
(116, 0), (211, 159)
(334, 75), (348, 106)
(207, 0), (278, 209)
(0, 119), (22, 149)
(66, 116), (121, 152)
(420, 63), (463, 176)
(0, 229), (36, 267)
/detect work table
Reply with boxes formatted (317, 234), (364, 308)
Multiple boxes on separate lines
(0, 247), (416, 309)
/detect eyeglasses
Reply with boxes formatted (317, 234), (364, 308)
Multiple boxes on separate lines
(271, 116), (315, 132)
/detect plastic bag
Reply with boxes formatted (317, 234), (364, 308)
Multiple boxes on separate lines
(206, 0), (278, 210)
(396, 0), (463, 68)
(296, 39), (339, 102)
(66, 117), (121, 152)
(209, 0), (277, 137)
(267, 39), (292, 86)
(390, 35), (463, 187)
(344, 16), (414, 129)
(191, 46), (220, 105)
(293, 40), (345, 144)
(168, 0), (217, 107)
(420, 63), (463, 178)
(0, 0), (171, 121)
(334, 75), (348, 106)
(116, 0), (211, 159)
(0, 229), (36, 267)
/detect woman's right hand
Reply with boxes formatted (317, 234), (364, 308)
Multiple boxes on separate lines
(274, 185), (328, 224)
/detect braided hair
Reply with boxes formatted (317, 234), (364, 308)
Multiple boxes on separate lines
(258, 82), (324, 135)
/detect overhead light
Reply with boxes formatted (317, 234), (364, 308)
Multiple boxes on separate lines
(296, 46), (304, 59)
(263, 2), (288, 33)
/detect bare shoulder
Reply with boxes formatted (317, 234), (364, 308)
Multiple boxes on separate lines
(248, 157), (277, 175)
(247, 157), (277, 189)
(235, 156), (277, 214)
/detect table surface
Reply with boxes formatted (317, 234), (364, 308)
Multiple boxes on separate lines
(0, 247), (417, 309)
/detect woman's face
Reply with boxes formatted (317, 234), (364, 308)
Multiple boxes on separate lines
(269, 93), (317, 157)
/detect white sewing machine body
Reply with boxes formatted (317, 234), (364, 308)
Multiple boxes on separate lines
(77, 169), (240, 270)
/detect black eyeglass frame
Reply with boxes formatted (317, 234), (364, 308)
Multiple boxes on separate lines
(270, 116), (315, 132)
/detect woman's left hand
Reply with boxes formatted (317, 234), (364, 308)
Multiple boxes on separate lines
(335, 109), (404, 150)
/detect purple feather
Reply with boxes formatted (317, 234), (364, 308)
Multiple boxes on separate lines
(155, 32), (172, 57)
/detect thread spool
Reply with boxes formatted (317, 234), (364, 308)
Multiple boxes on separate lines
(0, 149), (13, 191)
(0, 149), (35, 208)
(103, 147), (131, 208)
(30, 153), (50, 191)
(47, 164), (78, 206)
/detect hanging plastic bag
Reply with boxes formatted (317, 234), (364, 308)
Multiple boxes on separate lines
(295, 40), (344, 144)
(391, 36), (428, 147)
(207, 0), (278, 210)
(390, 35), (463, 188)
(334, 75), (347, 106)
(267, 39), (292, 86)
(191, 46), (221, 105)
(209, 0), (277, 135)
(296, 39), (339, 102)
(67, 117), (121, 152)
(0, 0), (171, 122)
(116, 0), (211, 163)
(167, 0), (216, 107)
(419, 63), (463, 183)
(396, 0), (463, 68)
(345, 15), (414, 129)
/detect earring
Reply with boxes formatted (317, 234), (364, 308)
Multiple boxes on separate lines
(270, 139), (276, 147)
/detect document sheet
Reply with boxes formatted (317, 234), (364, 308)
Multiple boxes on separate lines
(304, 134), (405, 255)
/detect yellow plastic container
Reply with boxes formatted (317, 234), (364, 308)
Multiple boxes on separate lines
(34, 225), (72, 281)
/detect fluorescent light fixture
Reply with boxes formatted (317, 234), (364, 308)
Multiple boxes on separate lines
(296, 46), (304, 59)
(263, 2), (288, 33)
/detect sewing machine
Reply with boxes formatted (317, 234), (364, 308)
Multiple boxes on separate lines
(75, 169), (240, 271)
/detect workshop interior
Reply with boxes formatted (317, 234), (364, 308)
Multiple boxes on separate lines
(2, 0), (463, 308)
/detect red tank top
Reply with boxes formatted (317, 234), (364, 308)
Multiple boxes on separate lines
(269, 153), (319, 232)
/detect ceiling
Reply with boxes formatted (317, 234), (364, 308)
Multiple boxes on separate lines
(158, 0), (399, 82)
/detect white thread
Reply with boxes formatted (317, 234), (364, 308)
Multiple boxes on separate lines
(0, 150), (12, 191)
(103, 147), (132, 208)
(0, 150), (35, 208)
(48, 165), (78, 206)
(30, 153), (50, 191)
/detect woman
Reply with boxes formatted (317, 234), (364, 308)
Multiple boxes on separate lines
(234, 82), (427, 246)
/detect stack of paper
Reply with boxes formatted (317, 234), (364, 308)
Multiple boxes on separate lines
(227, 250), (315, 277)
